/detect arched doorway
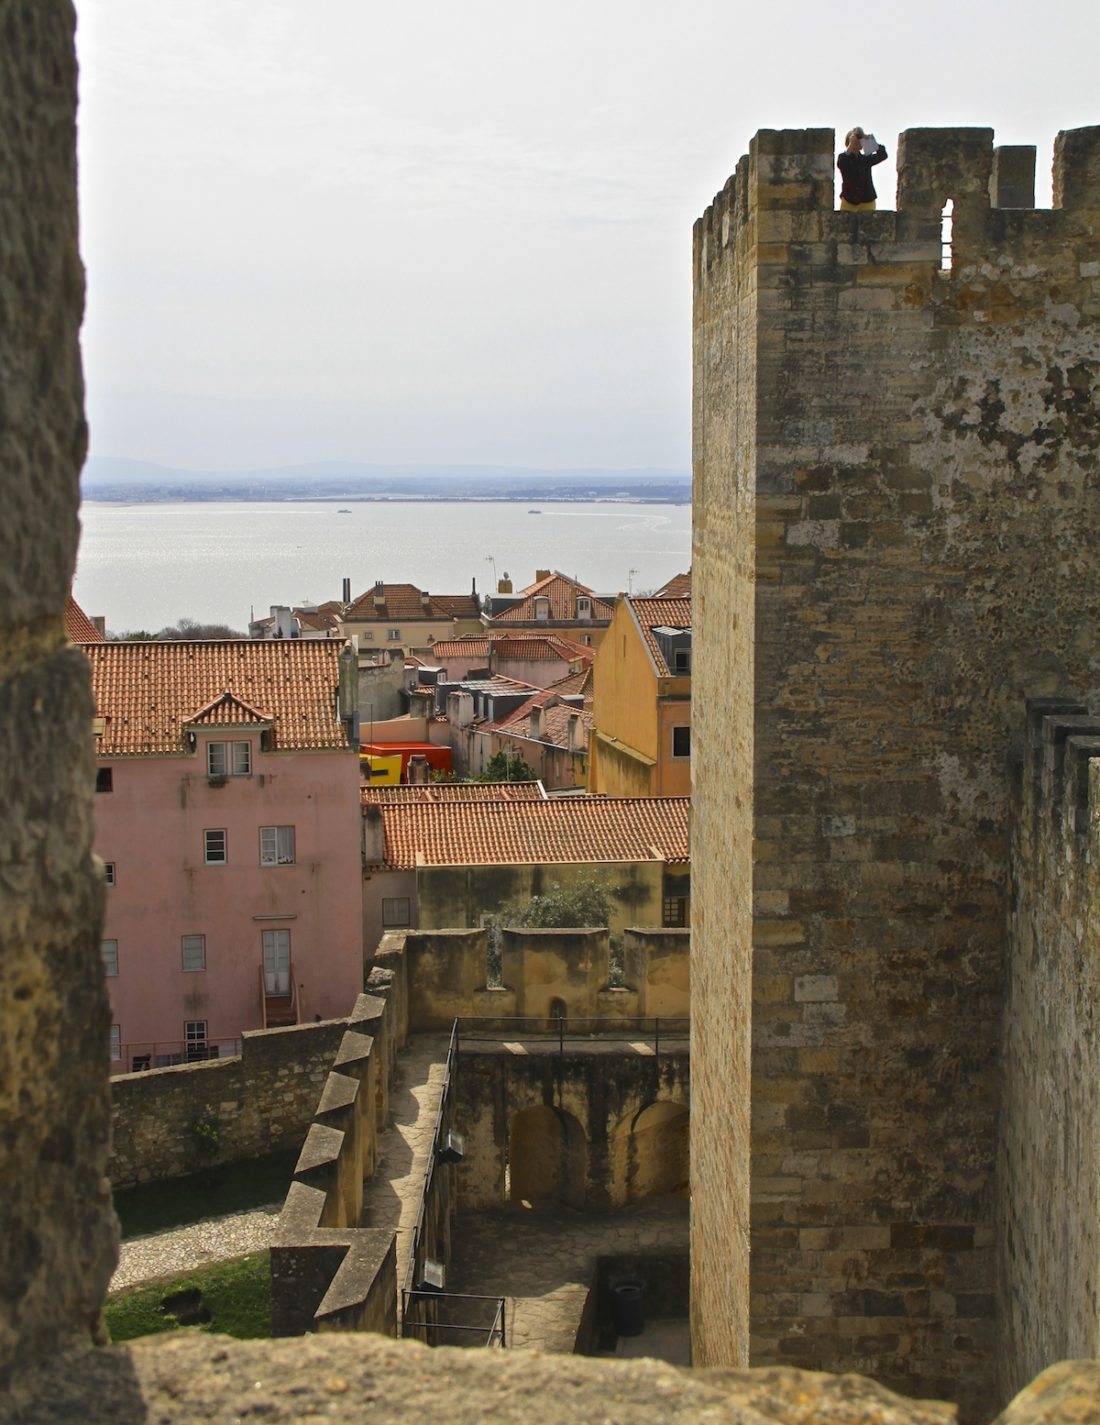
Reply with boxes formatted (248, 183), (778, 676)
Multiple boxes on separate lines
(507, 1104), (586, 1208)
(610, 1100), (690, 1205)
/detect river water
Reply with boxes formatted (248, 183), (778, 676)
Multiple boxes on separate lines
(74, 499), (692, 633)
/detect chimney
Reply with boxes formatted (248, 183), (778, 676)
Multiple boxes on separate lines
(498, 572), (513, 594)
(91, 615), (106, 638)
(342, 576), (351, 605)
(363, 805), (386, 866)
(407, 754), (430, 785)
(420, 589), (431, 611)
(373, 580), (385, 610)
(536, 569), (551, 583)
(529, 705), (543, 739)
(567, 712), (581, 752)
(447, 690), (474, 729)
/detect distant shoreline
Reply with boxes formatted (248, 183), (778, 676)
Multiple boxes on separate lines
(82, 492), (692, 507)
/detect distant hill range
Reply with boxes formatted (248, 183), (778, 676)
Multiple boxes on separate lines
(82, 458), (692, 505)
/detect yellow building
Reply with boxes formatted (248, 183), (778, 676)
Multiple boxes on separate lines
(588, 593), (692, 797)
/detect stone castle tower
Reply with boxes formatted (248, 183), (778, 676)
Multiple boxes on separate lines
(690, 126), (1099, 1419)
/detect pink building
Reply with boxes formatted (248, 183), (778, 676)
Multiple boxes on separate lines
(84, 639), (364, 1072)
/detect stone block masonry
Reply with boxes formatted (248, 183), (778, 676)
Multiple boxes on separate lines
(0, 0), (117, 1388)
(997, 702), (1100, 1399)
(109, 1017), (348, 1188)
(691, 125), (1099, 1421)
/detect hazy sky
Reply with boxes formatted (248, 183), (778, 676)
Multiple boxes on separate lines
(75, 1), (1097, 473)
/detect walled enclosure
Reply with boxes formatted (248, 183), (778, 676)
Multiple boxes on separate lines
(110, 1016), (347, 1187)
(692, 125), (1099, 1420)
(415, 857), (673, 937)
(454, 1043), (690, 1212)
(373, 926), (690, 1027)
(8, 13), (1100, 1420)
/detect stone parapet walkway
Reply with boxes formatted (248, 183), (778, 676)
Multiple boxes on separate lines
(360, 1033), (452, 1298)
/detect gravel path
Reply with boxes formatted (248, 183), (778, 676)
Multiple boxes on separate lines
(109, 1204), (282, 1294)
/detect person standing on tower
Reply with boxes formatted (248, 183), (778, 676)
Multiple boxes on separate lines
(837, 127), (888, 211)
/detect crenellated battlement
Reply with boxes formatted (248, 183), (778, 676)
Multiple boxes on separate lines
(694, 124), (1100, 293)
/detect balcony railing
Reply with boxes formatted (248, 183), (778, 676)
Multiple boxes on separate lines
(259, 960), (299, 1029)
(111, 1038), (242, 1076)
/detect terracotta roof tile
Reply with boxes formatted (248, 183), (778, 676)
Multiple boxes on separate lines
(344, 583), (479, 621)
(83, 640), (350, 756)
(362, 781), (547, 806)
(184, 689), (274, 726)
(379, 795), (688, 868)
(65, 596), (102, 643)
(653, 571), (692, 598)
(491, 573), (614, 625)
(497, 696), (593, 751)
(629, 596), (692, 676)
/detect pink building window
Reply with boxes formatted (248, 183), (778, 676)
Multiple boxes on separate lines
(204, 829), (227, 864)
(260, 826), (295, 866)
(101, 939), (118, 976)
(207, 741), (251, 777)
(182, 935), (206, 972)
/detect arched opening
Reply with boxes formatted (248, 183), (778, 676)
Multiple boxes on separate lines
(610, 1100), (690, 1206)
(507, 1104), (586, 1208)
(548, 996), (568, 1021)
(940, 198), (954, 272)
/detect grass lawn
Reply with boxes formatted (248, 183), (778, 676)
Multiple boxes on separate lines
(105, 1250), (271, 1342)
(112, 1148), (298, 1239)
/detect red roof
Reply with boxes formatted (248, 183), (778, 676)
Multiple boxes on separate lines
(65, 596), (102, 643)
(653, 571), (692, 598)
(361, 781), (547, 806)
(378, 795), (688, 868)
(628, 596), (692, 676)
(83, 640), (350, 755)
(491, 573), (614, 625)
(344, 583), (479, 622)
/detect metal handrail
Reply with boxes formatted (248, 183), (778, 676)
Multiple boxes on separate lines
(402, 1021), (460, 1299)
(111, 1038), (242, 1075)
(453, 1014), (689, 1063)
(401, 1290), (506, 1347)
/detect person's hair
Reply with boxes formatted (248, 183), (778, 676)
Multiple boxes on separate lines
(845, 127), (865, 146)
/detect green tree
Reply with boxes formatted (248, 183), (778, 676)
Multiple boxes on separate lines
(506, 877), (612, 929)
(486, 878), (624, 989)
(478, 750), (538, 783)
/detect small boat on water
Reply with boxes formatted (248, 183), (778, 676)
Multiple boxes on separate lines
(337, 508), (352, 514)
(528, 508), (542, 514)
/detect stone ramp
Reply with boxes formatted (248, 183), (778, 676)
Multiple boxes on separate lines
(359, 1032), (452, 1304)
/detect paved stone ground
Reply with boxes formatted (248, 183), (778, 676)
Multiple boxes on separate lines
(445, 1196), (688, 1354)
(110, 1204), (282, 1293)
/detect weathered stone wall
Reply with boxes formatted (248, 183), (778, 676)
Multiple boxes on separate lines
(0, 0), (117, 1389)
(692, 125), (1100, 1418)
(109, 1017), (348, 1187)
(454, 1042), (690, 1210)
(997, 701), (1100, 1400)
(373, 926), (688, 1027)
(271, 992), (400, 1337)
(416, 858), (668, 939)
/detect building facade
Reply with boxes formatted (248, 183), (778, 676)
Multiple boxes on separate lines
(85, 639), (364, 1069)
(588, 594), (691, 796)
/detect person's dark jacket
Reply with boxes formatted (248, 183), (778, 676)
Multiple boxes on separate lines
(837, 146), (888, 205)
